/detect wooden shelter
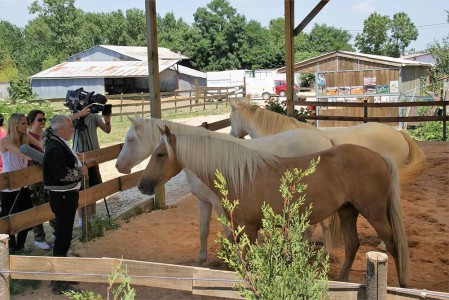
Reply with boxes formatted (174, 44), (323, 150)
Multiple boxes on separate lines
(278, 51), (432, 127)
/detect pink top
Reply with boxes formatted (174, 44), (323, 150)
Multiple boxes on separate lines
(0, 130), (7, 172)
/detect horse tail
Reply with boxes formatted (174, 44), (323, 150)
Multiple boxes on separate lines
(398, 131), (426, 184)
(384, 155), (411, 287)
(329, 213), (344, 246)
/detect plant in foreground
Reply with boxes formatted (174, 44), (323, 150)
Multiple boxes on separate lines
(214, 159), (329, 300)
(64, 260), (136, 300)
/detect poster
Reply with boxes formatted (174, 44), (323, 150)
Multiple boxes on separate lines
(317, 84), (326, 96)
(339, 86), (351, 95)
(351, 86), (364, 95)
(390, 80), (399, 93)
(364, 85), (377, 94)
(317, 73), (326, 84)
(364, 76), (376, 85)
(326, 87), (338, 96)
(376, 85), (390, 94)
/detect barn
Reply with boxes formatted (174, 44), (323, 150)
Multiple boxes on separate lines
(278, 51), (433, 127)
(30, 45), (206, 99)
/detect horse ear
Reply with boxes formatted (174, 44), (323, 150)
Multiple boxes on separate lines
(128, 116), (143, 128)
(230, 100), (238, 111)
(164, 125), (172, 137)
(157, 126), (165, 135)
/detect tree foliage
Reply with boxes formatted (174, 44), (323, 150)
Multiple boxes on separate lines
(355, 12), (418, 57)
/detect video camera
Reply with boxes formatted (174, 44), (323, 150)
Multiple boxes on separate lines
(65, 87), (112, 116)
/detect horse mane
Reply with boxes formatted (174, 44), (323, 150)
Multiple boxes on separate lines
(235, 102), (317, 134)
(164, 132), (279, 194)
(135, 117), (239, 149)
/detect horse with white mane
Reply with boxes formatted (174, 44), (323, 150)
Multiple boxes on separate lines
(229, 101), (426, 183)
(138, 126), (411, 288)
(116, 116), (334, 263)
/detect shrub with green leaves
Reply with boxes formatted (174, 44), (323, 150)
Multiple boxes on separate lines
(64, 261), (136, 300)
(0, 99), (54, 124)
(264, 98), (311, 121)
(214, 160), (329, 300)
(408, 106), (445, 141)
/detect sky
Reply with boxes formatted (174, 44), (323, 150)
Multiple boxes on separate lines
(1, 0), (448, 52)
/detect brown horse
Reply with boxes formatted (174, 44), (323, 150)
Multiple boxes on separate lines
(138, 126), (411, 287)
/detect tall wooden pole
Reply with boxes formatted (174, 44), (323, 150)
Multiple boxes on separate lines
(145, 0), (165, 208)
(285, 0), (295, 116)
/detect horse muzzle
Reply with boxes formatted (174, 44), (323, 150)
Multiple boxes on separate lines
(138, 181), (156, 196)
(115, 162), (132, 174)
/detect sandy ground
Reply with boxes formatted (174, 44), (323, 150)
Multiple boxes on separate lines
(11, 118), (449, 298)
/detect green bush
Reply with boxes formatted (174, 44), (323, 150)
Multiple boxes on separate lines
(214, 160), (329, 300)
(7, 76), (34, 101)
(0, 99), (54, 123)
(408, 106), (445, 141)
(264, 98), (311, 121)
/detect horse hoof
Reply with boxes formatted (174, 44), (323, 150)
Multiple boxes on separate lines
(194, 258), (206, 266)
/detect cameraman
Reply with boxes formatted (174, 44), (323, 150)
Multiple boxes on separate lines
(70, 104), (112, 225)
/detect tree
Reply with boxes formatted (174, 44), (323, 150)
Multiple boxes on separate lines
(355, 12), (418, 57)
(355, 12), (391, 55)
(191, 0), (249, 71)
(307, 24), (354, 53)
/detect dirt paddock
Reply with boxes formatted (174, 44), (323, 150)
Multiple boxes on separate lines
(13, 141), (449, 299)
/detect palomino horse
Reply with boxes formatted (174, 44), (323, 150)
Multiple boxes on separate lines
(116, 117), (334, 263)
(229, 102), (426, 183)
(138, 126), (411, 288)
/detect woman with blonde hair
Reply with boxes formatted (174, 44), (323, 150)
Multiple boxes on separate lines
(0, 112), (41, 253)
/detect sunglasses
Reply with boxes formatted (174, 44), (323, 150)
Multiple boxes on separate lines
(37, 118), (47, 122)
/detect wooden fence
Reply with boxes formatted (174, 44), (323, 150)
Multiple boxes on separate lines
(33, 86), (246, 120)
(294, 99), (449, 140)
(1, 236), (448, 299)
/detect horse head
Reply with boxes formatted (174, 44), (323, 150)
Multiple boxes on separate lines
(229, 101), (248, 139)
(138, 126), (182, 195)
(116, 116), (154, 174)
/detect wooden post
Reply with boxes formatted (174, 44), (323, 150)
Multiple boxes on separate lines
(284, 0), (295, 116)
(145, 0), (165, 209)
(443, 103), (447, 141)
(0, 234), (10, 300)
(194, 79), (199, 104)
(120, 93), (123, 122)
(364, 99), (368, 123)
(365, 251), (388, 300)
(141, 92), (145, 118)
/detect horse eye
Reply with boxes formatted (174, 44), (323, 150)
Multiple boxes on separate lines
(157, 152), (166, 158)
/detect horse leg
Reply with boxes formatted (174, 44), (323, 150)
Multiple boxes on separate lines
(369, 217), (409, 287)
(304, 221), (332, 254)
(337, 205), (360, 282)
(197, 200), (212, 265)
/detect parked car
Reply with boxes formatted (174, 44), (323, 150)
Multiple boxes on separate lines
(274, 80), (300, 98)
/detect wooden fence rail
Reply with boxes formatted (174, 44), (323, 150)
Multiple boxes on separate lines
(1, 240), (448, 300)
(294, 99), (449, 140)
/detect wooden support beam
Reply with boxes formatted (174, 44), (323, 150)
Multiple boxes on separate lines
(145, 0), (165, 209)
(284, 0), (295, 116)
(293, 0), (330, 36)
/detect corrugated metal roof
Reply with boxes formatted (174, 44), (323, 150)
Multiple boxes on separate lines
(278, 50), (432, 73)
(176, 65), (206, 78)
(99, 45), (189, 61)
(30, 59), (180, 79)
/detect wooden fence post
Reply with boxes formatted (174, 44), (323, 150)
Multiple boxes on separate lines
(141, 92), (145, 118)
(365, 251), (388, 300)
(120, 93), (123, 122)
(194, 79), (199, 104)
(363, 98), (368, 123)
(443, 104), (447, 141)
(0, 234), (10, 300)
